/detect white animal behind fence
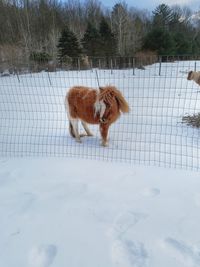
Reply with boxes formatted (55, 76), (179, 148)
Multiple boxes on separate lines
(187, 70), (200, 86)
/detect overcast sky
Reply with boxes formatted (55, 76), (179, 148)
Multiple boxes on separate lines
(101, 0), (200, 11)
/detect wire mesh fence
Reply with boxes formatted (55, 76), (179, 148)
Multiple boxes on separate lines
(0, 56), (200, 170)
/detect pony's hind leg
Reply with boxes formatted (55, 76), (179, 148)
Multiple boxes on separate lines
(81, 121), (93, 136)
(65, 94), (81, 143)
(69, 121), (75, 138)
(69, 119), (81, 143)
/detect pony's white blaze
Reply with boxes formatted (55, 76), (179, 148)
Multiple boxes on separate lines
(94, 99), (106, 119)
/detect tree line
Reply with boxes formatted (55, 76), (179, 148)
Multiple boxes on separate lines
(0, 0), (200, 67)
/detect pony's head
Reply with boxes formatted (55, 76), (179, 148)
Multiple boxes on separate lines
(187, 71), (193, 80)
(99, 86), (129, 113)
(97, 86), (129, 124)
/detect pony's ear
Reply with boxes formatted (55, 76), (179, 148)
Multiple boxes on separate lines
(99, 87), (104, 91)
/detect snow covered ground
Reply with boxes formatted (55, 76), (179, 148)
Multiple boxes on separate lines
(0, 157), (200, 267)
(0, 60), (200, 267)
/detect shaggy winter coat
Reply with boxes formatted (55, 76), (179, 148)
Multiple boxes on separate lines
(65, 85), (129, 146)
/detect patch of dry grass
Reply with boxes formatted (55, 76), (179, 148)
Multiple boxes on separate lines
(182, 113), (200, 128)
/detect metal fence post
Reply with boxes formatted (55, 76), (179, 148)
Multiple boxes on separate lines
(90, 59), (93, 72)
(110, 58), (113, 74)
(15, 68), (20, 83)
(78, 58), (80, 71)
(159, 56), (162, 76)
(132, 57), (135, 75)
(47, 71), (52, 86)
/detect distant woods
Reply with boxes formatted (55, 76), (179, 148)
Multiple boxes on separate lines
(0, 0), (200, 67)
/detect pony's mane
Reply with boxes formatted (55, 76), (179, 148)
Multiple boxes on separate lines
(99, 86), (129, 113)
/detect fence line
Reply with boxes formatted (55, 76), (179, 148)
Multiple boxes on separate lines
(0, 57), (200, 170)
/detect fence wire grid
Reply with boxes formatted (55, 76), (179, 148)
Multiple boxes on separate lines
(0, 56), (200, 170)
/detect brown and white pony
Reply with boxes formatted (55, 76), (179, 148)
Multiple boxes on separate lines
(65, 86), (129, 146)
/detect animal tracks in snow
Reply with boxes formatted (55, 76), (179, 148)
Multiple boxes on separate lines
(28, 244), (57, 267)
(140, 187), (160, 198)
(108, 185), (159, 267)
(110, 211), (148, 267)
(163, 237), (200, 267)
(113, 211), (148, 236)
(111, 239), (148, 267)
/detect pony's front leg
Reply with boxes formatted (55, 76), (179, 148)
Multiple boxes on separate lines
(100, 123), (109, 146)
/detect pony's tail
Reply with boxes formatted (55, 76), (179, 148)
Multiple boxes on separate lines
(115, 90), (130, 113)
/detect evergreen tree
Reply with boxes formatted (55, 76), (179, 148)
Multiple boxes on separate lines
(173, 32), (190, 54)
(99, 17), (117, 57)
(57, 27), (82, 62)
(153, 4), (173, 29)
(81, 23), (101, 56)
(143, 28), (176, 55)
(142, 4), (192, 55)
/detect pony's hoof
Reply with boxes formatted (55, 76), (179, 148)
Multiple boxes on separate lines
(80, 134), (87, 137)
(101, 141), (108, 147)
(76, 139), (82, 143)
